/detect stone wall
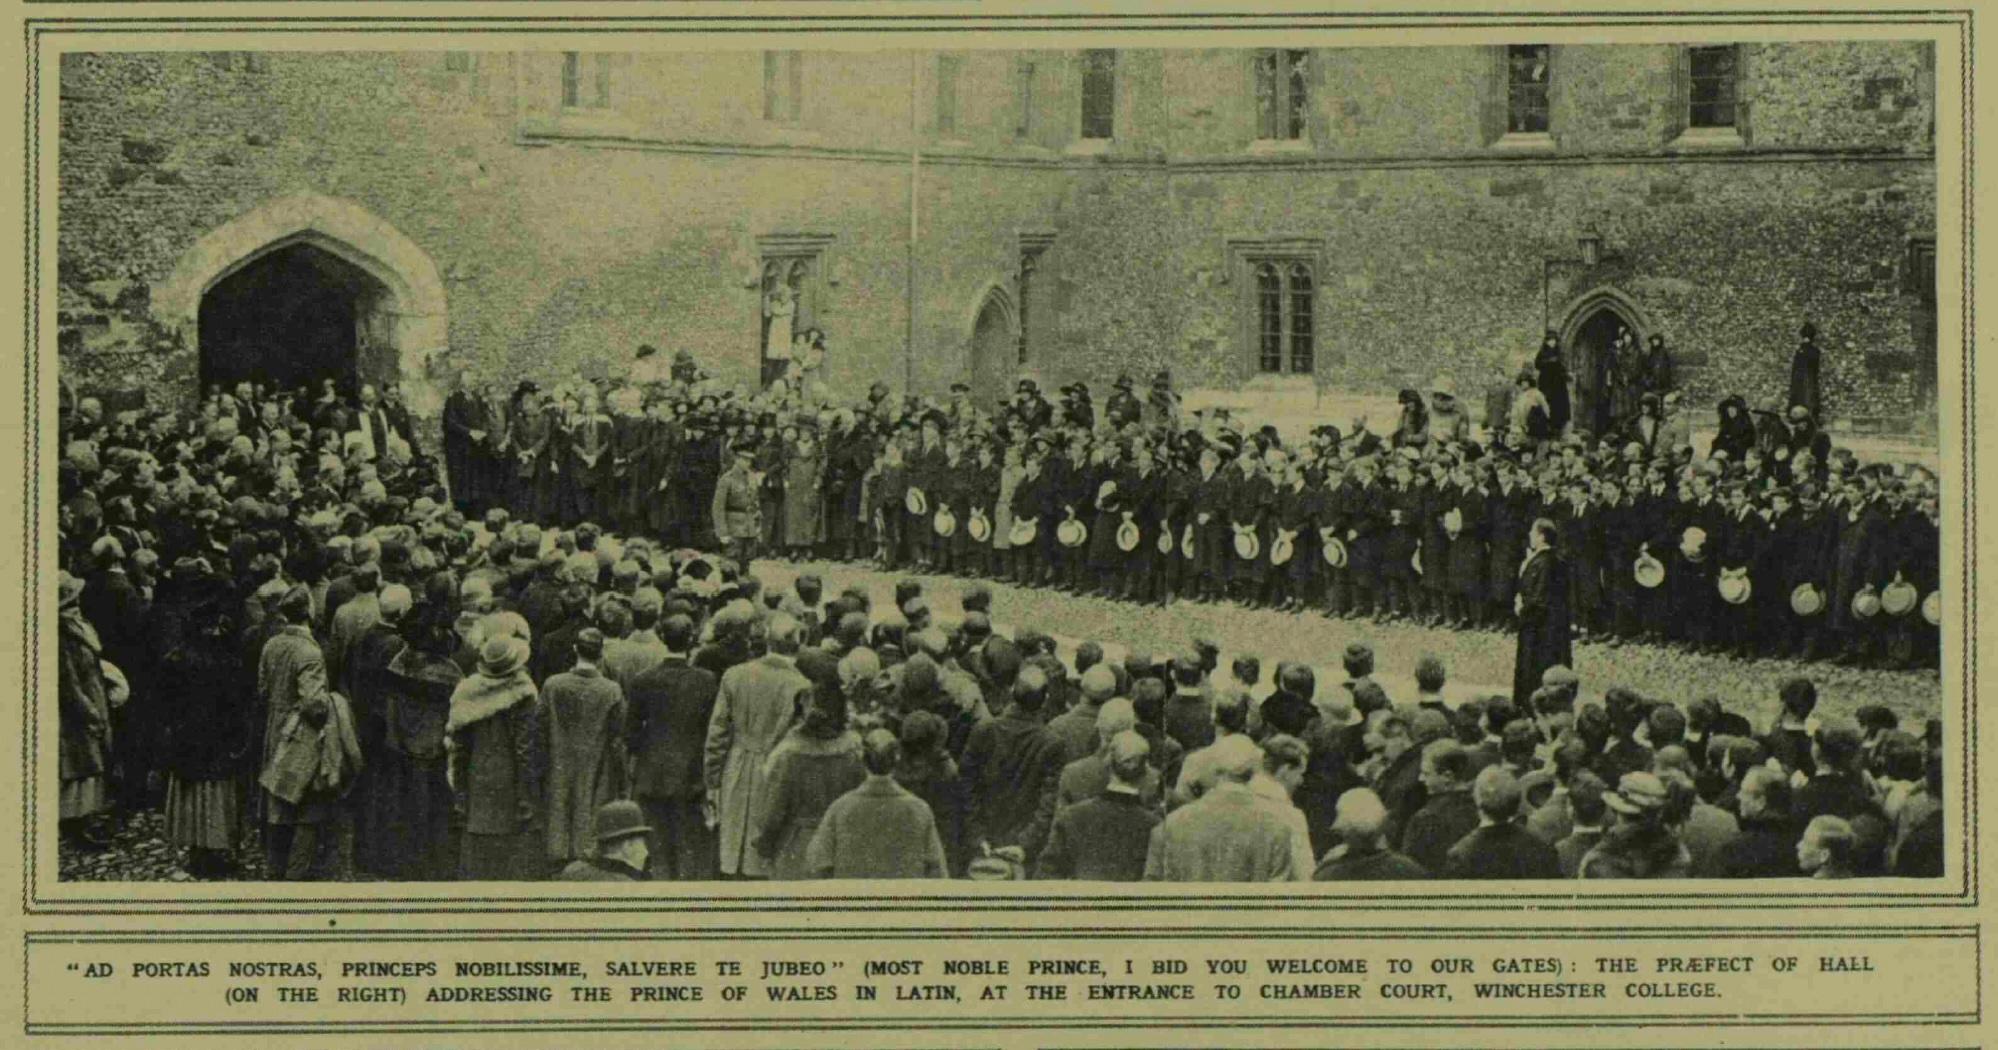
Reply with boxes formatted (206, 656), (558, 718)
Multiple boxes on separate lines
(56, 42), (1938, 431)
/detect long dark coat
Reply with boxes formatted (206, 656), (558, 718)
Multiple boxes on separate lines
(441, 390), (487, 507)
(153, 584), (254, 783)
(1789, 338), (1823, 419)
(1512, 547), (1572, 705)
(1535, 344), (1572, 433)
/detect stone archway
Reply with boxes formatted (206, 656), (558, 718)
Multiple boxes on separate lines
(964, 282), (1018, 411)
(1556, 286), (1652, 440)
(154, 191), (449, 411)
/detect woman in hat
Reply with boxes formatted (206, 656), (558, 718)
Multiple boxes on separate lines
(56, 572), (115, 848)
(781, 425), (824, 559)
(1578, 772), (1693, 879)
(751, 683), (864, 881)
(1789, 321), (1823, 422)
(155, 557), (255, 877)
(372, 600), (464, 881)
(447, 634), (544, 880)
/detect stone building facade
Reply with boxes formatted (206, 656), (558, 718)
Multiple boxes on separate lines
(57, 42), (1938, 431)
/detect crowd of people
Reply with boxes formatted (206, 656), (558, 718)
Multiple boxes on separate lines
(429, 325), (1939, 673)
(51, 341), (1944, 882)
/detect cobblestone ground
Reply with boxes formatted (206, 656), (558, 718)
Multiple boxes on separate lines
(61, 556), (1944, 884)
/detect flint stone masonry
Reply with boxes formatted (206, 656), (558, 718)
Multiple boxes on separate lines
(58, 43), (1937, 433)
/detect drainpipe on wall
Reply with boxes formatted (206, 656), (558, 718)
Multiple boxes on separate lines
(905, 52), (921, 395)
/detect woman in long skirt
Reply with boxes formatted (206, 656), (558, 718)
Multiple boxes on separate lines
(155, 560), (255, 877)
(378, 605), (464, 880)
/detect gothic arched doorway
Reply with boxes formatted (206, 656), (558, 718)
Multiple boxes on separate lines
(967, 286), (1017, 411)
(197, 241), (393, 397)
(1557, 290), (1650, 441)
(155, 192), (449, 410)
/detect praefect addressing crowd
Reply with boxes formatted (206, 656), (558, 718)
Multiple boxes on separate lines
(53, 361), (1943, 883)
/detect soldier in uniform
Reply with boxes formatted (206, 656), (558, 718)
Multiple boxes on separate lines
(710, 445), (762, 564)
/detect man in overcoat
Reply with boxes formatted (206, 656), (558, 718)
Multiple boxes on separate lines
(704, 613), (810, 878)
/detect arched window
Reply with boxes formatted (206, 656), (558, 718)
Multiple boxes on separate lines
(1256, 263), (1284, 373)
(1247, 257), (1316, 376)
(1287, 263), (1315, 374)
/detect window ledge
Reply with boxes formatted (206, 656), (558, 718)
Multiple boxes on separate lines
(1064, 137), (1114, 156)
(765, 123), (821, 144)
(1669, 125), (1746, 151)
(1246, 138), (1313, 155)
(1491, 131), (1557, 154)
(539, 109), (641, 139)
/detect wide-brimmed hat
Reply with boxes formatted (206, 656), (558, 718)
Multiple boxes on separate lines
(592, 799), (652, 847)
(1634, 553), (1665, 589)
(1322, 535), (1348, 568)
(1056, 518), (1088, 548)
(478, 635), (530, 678)
(932, 507), (957, 538)
(1116, 519), (1141, 553)
(1791, 582), (1824, 616)
(1603, 772), (1669, 816)
(1881, 579), (1919, 616)
(1851, 584), (1882, 620)
(1008, 517), (1038, 547)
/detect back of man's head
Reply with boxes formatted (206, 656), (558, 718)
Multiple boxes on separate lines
(1210, 735), (1263, 784)
(1214, 689), (1251, 735)
(1278, 662), (1315, 701)
(1333, 788), (1389, 845)
(862, 728), (901, 776)
(1472, 765), (1523, 821)
(767, 612), (802, 654)
(1080, 664), (1118, 703)
(1096, 698), (1138, 745)
(659, 614), (696, 654)
(1567, 770), (1609, 827)
(1075, 640), (1104, 676)
(1012, 665), (1049, 713)
(1106, 731), (1151, 786)
(1131, 678), (1168, 727)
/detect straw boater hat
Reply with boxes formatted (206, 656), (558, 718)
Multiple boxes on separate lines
(1180, 522), (1196, 559)
(1850, 584), (1882, 620)
(1790, 582), (1824, 617)
(932, 506), (957, 538)
(1881, 578), (1919, 616)
(1157, 526), (1174, 556)
(1321, 534), (1348, 568)
(1008, 517), (1038, 547)
(1056, 517), (1088, 548)
(1269, 530), (1295, 567)
(904, 486), (928, 516)
(1116, 519), (1141, 553)
(1232, 524), (1261, 561)
(1633, 552), (1665, 589)
(1923, 590), (1942, 626)
(966, 507), (991, 544)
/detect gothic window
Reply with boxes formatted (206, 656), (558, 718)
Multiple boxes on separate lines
(1506, 44), (1551, 133)
(1688, 45), (1740, 128)
(937, 54), (962, 135)
(764, 51), (804, 122)
(1080, 50), (1116, 140)
(1254, 49), (1309, 140)
(1251, 259), (1315, 375)
(562, 52), (611, 109)
(1015, 59), (1037, 139)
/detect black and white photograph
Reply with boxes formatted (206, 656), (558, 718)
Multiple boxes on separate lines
(46, 33), (1953, 891)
